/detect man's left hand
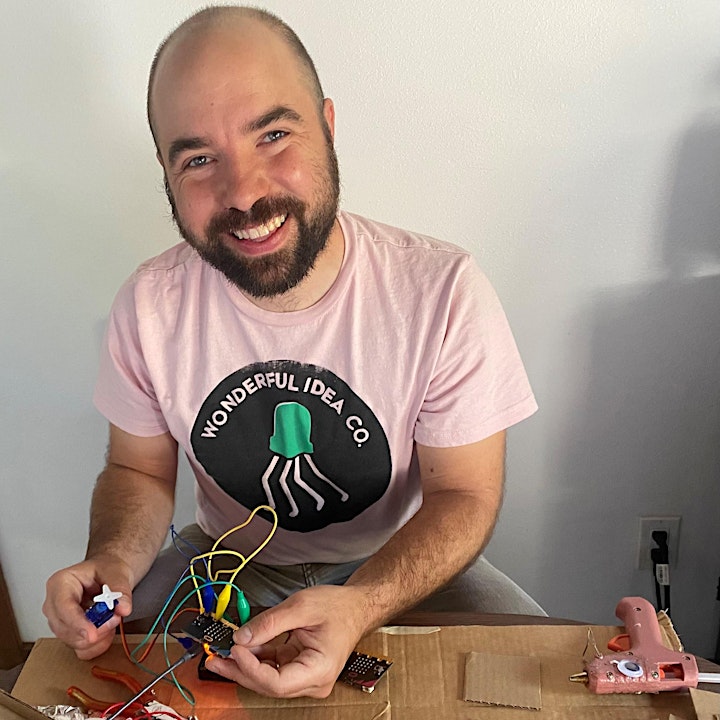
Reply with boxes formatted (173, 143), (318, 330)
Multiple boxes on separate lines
(205, 584), (366, 698)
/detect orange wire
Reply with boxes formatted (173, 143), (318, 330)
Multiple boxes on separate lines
(118, 607), (202, 663)
(119, 618), (159, 664)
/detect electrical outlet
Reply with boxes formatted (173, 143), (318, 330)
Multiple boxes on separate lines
(636, 516), (681, 570)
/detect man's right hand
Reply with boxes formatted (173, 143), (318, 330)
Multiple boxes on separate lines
(43, 557), (133, 660)
(43, 426), (178, 660)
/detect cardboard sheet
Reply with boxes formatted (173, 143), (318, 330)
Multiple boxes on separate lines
(464, 652), (542, 709)
(0, 690), (47, 720)
(9, 624), (711, 720)
(690, 687), (720, 720)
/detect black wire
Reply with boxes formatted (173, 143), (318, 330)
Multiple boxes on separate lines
(653, 563), (662, 611)
(651, 533), (670, 613)
(715, 576), (720, 664)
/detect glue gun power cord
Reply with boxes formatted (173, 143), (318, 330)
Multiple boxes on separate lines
(651, 530), (670, 614)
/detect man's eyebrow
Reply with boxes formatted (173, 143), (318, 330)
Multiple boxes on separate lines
(165, 107), (303, 167)
(243, 106), (303, 134)
(167, 136), (211, 167)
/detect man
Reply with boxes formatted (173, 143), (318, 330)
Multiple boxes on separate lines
(43, 6), (541, 699)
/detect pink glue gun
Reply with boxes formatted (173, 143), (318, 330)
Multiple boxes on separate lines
(580, 596), (701, 694)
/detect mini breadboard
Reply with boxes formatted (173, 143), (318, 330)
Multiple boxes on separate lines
(181, 613), (238, 657)
(338, 651), (393, 693)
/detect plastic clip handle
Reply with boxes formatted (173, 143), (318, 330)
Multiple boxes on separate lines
(237, 590), (251, 624)
(213, 584), (233, 620)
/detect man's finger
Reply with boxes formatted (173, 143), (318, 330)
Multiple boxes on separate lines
(276, 643), (301, 666)
(233, 601), (314, 647)
(207, 645), (329, 698)
(111, 593), (133, 617)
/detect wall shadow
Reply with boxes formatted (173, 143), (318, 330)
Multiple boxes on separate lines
(538, 104), (720, 657)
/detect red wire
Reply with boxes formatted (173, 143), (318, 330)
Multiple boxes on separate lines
(101, 703), (129, 718)
(101, 701), (189, 720)
(111, 606), (203, 718)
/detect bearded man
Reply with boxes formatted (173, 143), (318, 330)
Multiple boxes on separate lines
(44, 6), (543, 699)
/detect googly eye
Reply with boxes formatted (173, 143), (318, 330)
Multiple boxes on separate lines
(616, 659), (644, 678)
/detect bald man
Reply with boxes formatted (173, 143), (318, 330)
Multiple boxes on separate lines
(44, 6), (543, 699)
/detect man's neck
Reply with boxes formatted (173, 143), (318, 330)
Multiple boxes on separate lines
(243, 219), (345, 313)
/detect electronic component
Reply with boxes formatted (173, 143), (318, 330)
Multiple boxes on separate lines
(84, 584), (122, 628)
(181, 613), (238, 657)
(198, 650), (234, 682)
(338, 651), (392, 693)
(85, 602), (115, 628)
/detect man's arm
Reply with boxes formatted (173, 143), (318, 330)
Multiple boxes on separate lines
(86, 424), (179, 578)
(206, 430), (506, 697)
(344, 430), (505, 624)
(43, 424), (178, 659)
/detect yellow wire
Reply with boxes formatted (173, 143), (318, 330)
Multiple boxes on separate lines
(188, 505), (278, 611)
(210, 504), (278, 582)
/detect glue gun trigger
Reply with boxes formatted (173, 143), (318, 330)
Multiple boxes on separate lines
(607, 634), (630, 652)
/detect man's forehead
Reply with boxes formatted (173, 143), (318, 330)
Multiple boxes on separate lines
(154, 19), (281, 90)
(151, 23), (307, 134)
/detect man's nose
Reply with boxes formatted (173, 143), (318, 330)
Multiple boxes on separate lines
(218, 158), (269, 212)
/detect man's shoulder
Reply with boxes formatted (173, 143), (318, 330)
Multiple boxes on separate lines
(119, 242), (207, 294)
(133, 241), (199, 277)
(113, 242), (204, 310)
(340, 210), (473, 262)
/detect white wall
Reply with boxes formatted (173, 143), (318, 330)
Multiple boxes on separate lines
(2, 0), (720, 658)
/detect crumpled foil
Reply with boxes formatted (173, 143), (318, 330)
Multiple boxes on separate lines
(35, 707), (90, 720)
(35, 701), (189, 720)
(145, 700), (190, 718)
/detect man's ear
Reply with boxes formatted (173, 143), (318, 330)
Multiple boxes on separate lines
(322, 98), (335, 141)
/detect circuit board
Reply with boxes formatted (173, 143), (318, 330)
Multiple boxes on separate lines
(181, 613), (239, 657)
(338, 651), (393, 693)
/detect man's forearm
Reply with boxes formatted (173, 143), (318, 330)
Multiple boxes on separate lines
(85, 463), (175, 589)
(345, 485), (501, 633)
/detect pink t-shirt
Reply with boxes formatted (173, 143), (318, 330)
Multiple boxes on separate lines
(94, 211), (537, 563)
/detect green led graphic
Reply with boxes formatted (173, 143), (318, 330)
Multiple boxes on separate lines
(260, 401), (348, 517)
(269, 402), (314, 458)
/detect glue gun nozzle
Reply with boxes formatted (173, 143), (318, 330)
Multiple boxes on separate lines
(569, 672), (589, 684)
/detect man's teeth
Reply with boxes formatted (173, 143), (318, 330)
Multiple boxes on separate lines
(233, 214), (286, 241)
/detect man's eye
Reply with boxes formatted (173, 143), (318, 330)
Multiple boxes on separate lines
(187, 155), (210, 168)
(263, 130), (288, 144)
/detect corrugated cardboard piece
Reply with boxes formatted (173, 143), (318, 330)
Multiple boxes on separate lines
(464, 652), (542, 709)
(0, 690), (47, 720)
(690, 687), (720, 720)
(10, 624), (710, 720)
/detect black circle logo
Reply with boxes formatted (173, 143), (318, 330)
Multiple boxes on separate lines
(191, 361), (392, 532)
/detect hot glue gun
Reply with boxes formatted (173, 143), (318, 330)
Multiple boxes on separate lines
(570, 596), (720, 693)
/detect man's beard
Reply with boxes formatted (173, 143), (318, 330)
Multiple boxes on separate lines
(166, 140), (340, 299)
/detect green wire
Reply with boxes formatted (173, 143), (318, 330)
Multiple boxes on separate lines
(125, 509), (274, 706)
(162, 579), (246, 704)
(125, 572), (210, 704)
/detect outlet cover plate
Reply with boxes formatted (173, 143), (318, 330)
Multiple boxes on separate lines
(637, 516), (681, 570)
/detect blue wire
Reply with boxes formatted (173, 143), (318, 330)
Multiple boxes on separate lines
(129, 571), (209, 661)
(170, 525), (210, 575)
(126, 519), (262, 701)
(162, 578), (246, 703)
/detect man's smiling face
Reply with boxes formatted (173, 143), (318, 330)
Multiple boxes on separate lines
(150, 18), (340, 298)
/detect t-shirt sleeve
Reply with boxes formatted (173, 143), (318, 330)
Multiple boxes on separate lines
(413, 256), (537, 447)
(93, 278), (170, 437)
